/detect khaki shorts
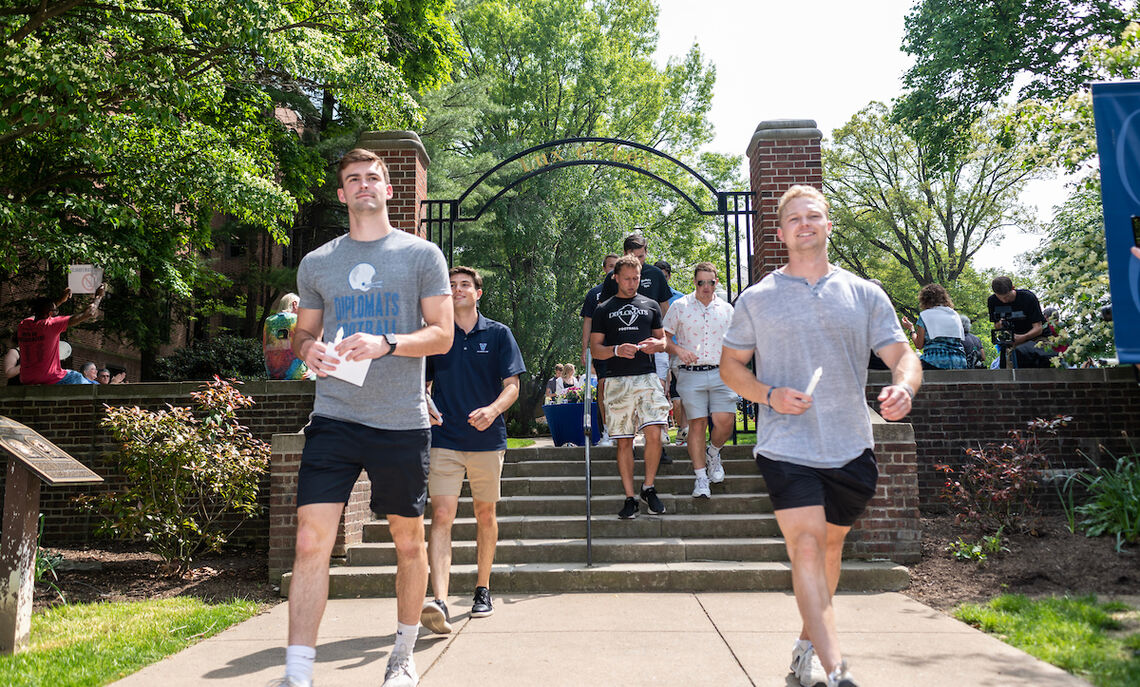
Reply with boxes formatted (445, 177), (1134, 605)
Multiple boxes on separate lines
(428, 447), (505, 502)
(603, 372), (672, 438)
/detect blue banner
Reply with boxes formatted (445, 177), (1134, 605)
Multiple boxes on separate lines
(1091, 81), (1140, 364)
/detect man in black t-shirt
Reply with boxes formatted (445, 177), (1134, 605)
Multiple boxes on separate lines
(590, 255), (672, 520)
(580, 253), (619, 446)
(987, 276), (1047, 368)
(597, 233), (673, 311)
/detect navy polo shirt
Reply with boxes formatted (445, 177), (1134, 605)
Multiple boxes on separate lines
(427, 314), (526, 451)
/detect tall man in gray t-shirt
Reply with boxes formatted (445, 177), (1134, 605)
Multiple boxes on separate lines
(721, 185), (921, 687)
(272, 149), (453, 687)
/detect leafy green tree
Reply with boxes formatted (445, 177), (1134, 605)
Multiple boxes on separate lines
(0, 0), (459, 375)
(422, 0), (743, 430)
(824, 102), (1039, 323)
(1027, 186), (1115, 364)
(895, 0), (1133, 166)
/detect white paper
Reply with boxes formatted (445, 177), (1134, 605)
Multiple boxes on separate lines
(67, 265), (103, 294)
(322, 327), (370, 387)
(804, 366), (823, 396)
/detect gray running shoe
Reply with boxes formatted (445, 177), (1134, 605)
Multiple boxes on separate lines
(382, 651), (418, 687)
(420, 598), (452, 634)
(706, 445), (725, 483)
(692, 475), (711, 499)
(265, 678), (310, 687)
(827, 659), (858, 687)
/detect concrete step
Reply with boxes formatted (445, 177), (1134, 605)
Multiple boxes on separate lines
(282, 560), (909, 597)
(489, 475), (767, 498)
(348, 537), (789, 566)
(507, 444), (756, 462)
(363, 513), (781, 543)
(502, 459), (760, 479)
(370, 492), (771, 520)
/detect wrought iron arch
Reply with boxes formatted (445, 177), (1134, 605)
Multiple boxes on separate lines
(420, 136), (754, 301)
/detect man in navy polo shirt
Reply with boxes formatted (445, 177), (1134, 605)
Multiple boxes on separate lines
(421, 266), (525, 634)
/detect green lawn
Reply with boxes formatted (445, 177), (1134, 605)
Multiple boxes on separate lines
(955, 595), (1140, 687)
(2, 597), (264, 687)
(506, 437), (535, 448)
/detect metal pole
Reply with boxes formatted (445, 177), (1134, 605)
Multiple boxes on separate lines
(583, 350), (594, 567)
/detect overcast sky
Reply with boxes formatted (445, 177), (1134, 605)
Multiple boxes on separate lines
(652, 0), (1062, 271)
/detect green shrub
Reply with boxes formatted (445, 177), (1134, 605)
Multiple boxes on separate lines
(1064, 446), (1140, 553)
(154, 334), (266, 381)
(946, 530), (1008, 563)
(80, 378), (270, 576)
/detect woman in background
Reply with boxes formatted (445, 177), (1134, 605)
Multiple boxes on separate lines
(901, 284), (968, 370)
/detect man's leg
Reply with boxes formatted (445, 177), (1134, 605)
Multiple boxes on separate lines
(473, 499), (498, 589)
(775, 505), (846, 675)
(642, 421), (662, 487)
(686, 417), (708, 469)
(287, 502), (346, 647)
(388, 513), (429, 626)
(427, 495), (460, 601)
(708, 411), (734, 450)
(616, 436), (637, 497)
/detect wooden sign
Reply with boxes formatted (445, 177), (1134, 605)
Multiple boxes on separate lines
(0, 416), (102, 653)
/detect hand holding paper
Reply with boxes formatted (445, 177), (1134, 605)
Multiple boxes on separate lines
(804, 367), (822, 396)
(323, 328), (370, 387)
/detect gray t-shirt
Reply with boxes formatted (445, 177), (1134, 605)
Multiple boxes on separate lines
(722, 266), (907, 468)
(297, 230), (451, 430)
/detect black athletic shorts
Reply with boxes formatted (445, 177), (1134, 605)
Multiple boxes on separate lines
(754, 448), (878, 526)
(668, 373), (680, 401)
(297, 415), (431, 518)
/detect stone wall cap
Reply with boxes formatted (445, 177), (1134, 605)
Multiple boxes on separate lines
(357, 131), (431, 168)
(747, 119), (823, 158)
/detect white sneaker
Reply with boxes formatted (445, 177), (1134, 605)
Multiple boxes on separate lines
(691, 475), (711, 499)
(661, 427), (670, 445)
(827, 660), (858, 687)
(674, 427), (688, 446)
(790, 643), (828, 687)
(596, 433), (614, 447)
(706, 445), (725, 483)
(266, 678), (311, 687)
(382, 651), (418, 687)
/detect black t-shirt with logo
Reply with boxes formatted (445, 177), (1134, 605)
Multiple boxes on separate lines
(591, 294), (662, 378)
(598, 263), (673, 305)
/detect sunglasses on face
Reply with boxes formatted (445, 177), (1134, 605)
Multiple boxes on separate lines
(696, 280), (716, 287)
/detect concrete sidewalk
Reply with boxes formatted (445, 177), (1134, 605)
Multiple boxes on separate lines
(112, 592), (1089, 686)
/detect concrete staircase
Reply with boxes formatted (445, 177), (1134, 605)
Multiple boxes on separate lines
(283, 443), (909, 597)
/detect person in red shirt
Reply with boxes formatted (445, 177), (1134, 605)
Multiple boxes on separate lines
(18, 285), (104, 385)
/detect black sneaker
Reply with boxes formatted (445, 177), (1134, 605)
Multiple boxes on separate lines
(640, 486), (665, 514)
(420, 598), (452, 634)
(471, 586), (494, 618)
(618, 496), (639, 519)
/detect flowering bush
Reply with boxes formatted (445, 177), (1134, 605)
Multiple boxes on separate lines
(545, 385), (587, 405)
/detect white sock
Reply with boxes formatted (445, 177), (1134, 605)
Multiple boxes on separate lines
(642, 482), (654, 492)
(695, 468), (708, 480)
(285, 644), (316, 685)
(794, 638), (812, 651)
(394, 622), (419, 655)
(708, 444), (721, 458)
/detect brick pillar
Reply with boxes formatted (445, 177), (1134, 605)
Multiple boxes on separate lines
(357, 131), (431, 238)
(268, 432), (371, 582)
(746, 119), (823, 284)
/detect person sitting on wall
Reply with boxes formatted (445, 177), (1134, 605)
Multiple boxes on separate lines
(2, 330), (20, 386)
(263, 293), (313, 380)
(900, 284), (968, 370)
(80, 361), (99, 382)
(18, 285), (105, 385)
(960, 315), (986, 369)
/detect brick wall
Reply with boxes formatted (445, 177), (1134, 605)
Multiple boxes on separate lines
(747, 119), (823, 281)
(0, 381), (314, 544)
(848, 418), (921, 563)
(865, 367), (1140, 509)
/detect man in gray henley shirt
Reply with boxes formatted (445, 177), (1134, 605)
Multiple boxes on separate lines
(721, 185), (921, 687)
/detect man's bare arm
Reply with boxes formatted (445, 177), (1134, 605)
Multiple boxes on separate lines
(333, 293), (454, 362)
(581, 316), (592, 365)
(874, 340), (922, 421)
(1013, 321), (1044, 346)
(293, 307), (334, 376)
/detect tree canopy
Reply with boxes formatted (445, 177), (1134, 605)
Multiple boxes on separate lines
(0, 0), (459, 370)
(421, 0), (742, 428)
(895, 0), (1133, 166)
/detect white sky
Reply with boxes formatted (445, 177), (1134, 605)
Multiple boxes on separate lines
(652, 0), (1063, 272)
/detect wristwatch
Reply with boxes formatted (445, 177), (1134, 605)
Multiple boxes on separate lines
(384, 332), (398, 355)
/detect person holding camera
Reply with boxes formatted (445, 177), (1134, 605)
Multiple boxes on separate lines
(987, 276), (1048, 368)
